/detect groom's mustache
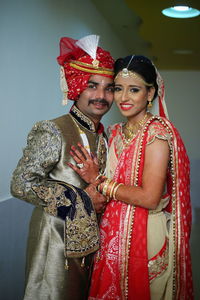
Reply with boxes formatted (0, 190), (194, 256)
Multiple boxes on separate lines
(88, 99), (109, 106)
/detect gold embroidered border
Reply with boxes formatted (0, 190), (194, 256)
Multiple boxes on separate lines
(148, 238), (169, 282)
(146, 116), (177, 297)
(97, 134), (107, 175)
(69, 62), (114, 75)
(120, 116), (178, 299)
(70, 60), (114, 72)
(71, 105), (96, 132)
(32, 183), (71, 216)
(119, 129), (142, 299)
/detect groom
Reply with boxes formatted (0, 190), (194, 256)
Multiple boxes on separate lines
(10, 35), (114, 300)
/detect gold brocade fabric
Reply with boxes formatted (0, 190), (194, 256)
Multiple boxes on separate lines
(24, 207), (93, 300)
(10, 106), (107, 300)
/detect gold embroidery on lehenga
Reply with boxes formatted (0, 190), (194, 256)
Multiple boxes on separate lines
(120, 128), (142, 300)
(146, 121), (172, 146)
(119, 116), (175, 299)
(148, 238), (169, 282)
(148, 117), (177, 297)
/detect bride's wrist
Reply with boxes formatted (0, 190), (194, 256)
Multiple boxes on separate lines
(97, 178), (123, 201)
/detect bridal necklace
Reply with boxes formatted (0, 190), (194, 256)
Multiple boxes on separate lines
(123, 112), (148, 144)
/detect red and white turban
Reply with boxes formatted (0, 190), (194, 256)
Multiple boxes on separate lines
(57, 35), (114, 104)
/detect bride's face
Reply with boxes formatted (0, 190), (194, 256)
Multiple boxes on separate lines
(114, 72), (155, 122)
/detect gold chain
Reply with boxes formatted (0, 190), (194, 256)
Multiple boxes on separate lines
(123, 113), (148, 144)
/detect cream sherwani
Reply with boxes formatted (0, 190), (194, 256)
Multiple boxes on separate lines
(11, 105), (107, 300)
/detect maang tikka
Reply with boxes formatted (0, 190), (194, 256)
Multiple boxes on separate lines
(121, 55), (135, 78)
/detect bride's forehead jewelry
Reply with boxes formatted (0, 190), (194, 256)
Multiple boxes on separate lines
(115, 55), (153, 87)
(121, 55), (135, 78)
(115, 71), (153, 87)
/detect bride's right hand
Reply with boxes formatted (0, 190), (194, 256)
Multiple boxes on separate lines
(68, 143), (100, 184)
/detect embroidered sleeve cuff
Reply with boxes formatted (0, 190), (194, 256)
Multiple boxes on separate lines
(32, 182), (71, 217)
(32, 181), (94, 221)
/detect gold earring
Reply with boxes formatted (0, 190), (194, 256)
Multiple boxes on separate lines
(148, 99), (152, 108)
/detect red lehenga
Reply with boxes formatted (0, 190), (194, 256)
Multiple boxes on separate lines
(89, 116), (193, 300)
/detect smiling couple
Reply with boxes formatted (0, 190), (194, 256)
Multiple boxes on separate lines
(11, 34), (193, 300)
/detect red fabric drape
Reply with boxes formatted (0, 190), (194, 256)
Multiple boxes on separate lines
(89, 116), (193, 300)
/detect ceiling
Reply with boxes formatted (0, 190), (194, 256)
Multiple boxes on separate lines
(92, 0), (200, 70)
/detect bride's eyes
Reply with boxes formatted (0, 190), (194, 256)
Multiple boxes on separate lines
(114, 86), (140, 93)
(130, 87), (140, 93)
(114, 86), (122, 92)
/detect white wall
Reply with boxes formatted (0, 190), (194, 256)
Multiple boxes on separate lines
(161, 71), (200, 219)
(0, 0), (126, 202)
(161, 71), (200, 159)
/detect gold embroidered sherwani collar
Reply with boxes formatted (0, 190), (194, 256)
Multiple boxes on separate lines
(70, 105), (98, 133)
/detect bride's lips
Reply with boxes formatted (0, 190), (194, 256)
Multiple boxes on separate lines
(120, 103), (133, 111)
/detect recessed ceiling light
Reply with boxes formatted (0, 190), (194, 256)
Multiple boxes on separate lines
(162, 6), (200, 18)
(173, 6), (190, 12)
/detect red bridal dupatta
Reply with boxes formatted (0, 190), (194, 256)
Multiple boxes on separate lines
(89, 116), (193, 300)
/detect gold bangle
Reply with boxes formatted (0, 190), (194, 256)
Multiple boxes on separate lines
(97, 178), (119, 201)
(109, 181), (118, 199)
(113, 183), (123, 200)
(95, 174), (103, 181)
(102, 179), (111, 196)
(97, 181), (104, 193)
(97, 177), (108, 193)
(105, 180), (114, 198)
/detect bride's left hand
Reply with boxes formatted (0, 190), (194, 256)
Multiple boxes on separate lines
(68, 143), (100, 184)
